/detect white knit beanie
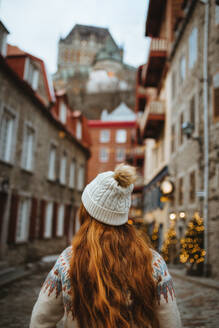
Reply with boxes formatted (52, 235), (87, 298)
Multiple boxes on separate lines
(81, 164), (136, 226)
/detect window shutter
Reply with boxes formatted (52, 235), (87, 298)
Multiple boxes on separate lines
(39, 200), (46, 238)
(52, 202), (58, 237)
(214, 87), (219, 119)
(0, 191), (8, 242)
(29, 197), (38, 241)
(7, 193), (19, 244)
(64, 204), (71, 236)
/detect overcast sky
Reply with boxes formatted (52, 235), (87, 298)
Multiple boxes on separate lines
(0, 0), (150, 74)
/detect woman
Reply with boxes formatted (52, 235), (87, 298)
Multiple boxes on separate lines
(30, 164), (181, 328)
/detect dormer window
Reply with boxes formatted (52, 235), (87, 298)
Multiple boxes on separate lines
(0, 22), (9, 57)
(59, 102), (67, 124)
(24, 57), (39, 90)
(76, 121), (82, 139)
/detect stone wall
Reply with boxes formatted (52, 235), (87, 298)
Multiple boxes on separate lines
(0, 67), (88, 264)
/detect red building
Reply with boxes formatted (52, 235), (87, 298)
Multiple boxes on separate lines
(88, 120), (136, 182)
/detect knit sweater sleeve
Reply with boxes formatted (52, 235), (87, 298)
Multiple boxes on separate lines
(30, 250), (68, 328)
(152, 251), (182, 328)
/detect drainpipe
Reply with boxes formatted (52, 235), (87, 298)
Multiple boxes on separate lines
(201, 0), (209, 276)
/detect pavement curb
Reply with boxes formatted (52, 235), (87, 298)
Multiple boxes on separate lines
(170, 270), (219, 291)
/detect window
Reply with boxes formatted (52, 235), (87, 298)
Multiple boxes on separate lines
(213, 73), (219, 120)
(22, 126), (35, 171)
(0, 31), (7, 57)
(179, 113), (184, 145)
(116, 148), (126, 162)
(44, 202), (53, 238)
(69, 160), (76, 188)
(0, 108), (15, 163)
(99, 148), (109, 162)
(32, 70), (39, 91)
(178, 177), (184, 206)
(48, 145), (56, 180)
(59, 102), (67, 124)
(189, 171), (196, 203)
(16, 198), (31, 243)
(171, 125), (175, 153)
(190, 96), (196, 127)
(77, 165), (85, 191)
(100, 129), (110, 143)
(171, 71), (176, 99)
(189, 27), (198, 69)
(60, 153), (67, 185)
(24, 58), (39, 90)
(76, 121), (82, 139)
(116, 129), (127, 143)
(180, 55), (186, 82)
(57, 205), (65, 237)
(216, 4), (219, 25)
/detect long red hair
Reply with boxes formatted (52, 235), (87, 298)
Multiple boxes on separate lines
(70, 205), (159, 328)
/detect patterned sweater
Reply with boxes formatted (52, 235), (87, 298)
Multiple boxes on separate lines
(30, 247), (182, 328)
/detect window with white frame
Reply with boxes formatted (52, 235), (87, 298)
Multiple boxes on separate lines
(0, 108), (15, 163)
(59, 102), (67, 124)
(60, 153), (67, 184)
(116, 129), (127, 143)
(48, 145), (56, 180)
(76, 121), (82, 139)
(44, 202), (53, 238)
(216, 4), (219, 25)
(24, 57), (39, 90)
(16, 198), (31, 243)
(0, 31), (7, 57)
(77, 165), (85, 191)
(69, 160), (76, 188)
(99, 148), (109, 162)
(32, 70), (39, 91)
(100, 129), (110, 143)
(57, 204), (65, 237)
(22, 125), (35, 171)
(116, 148), (126, 162)
(189, 27), (198, 69)
(171, 71), (176, 99)
(180, 55), (186, 82)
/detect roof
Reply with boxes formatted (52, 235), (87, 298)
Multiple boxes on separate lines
(61, 24), (119, 49)
(7, 44), (55, 103)
(0, 20), (9, 34)
(101, 102), (136, 122)
(7, 44), (26, 56)
(88, 120), (136, 128)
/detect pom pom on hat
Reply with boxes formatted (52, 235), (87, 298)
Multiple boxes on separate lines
(81, 164), (136, 226)
(114, 163), (136, 188)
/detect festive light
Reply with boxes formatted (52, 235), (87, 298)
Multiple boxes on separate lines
(161, 226), (177, 262)
(179, 213), (205, 270)
(179, 211), (186, 219)
(169, 213), (176, 221)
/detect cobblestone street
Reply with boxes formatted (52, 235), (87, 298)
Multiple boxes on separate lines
(0, 269), (218, 328)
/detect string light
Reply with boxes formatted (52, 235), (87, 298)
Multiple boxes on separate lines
(179, 212), (205, 268)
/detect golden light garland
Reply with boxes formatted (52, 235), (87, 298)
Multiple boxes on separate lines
(180, 213), (205, 265)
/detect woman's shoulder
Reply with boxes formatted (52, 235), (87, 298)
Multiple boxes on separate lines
(150, 249), (170, 281)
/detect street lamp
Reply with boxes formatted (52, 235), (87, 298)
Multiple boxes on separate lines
(182, 122), (202, 146)
(169, 212), (176, 221)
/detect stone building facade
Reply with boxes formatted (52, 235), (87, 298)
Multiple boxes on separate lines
(138, 0), (219, 277)
(53, 24), (136, 119)
(0, 27), (90, 265)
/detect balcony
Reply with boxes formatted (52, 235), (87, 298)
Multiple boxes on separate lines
(142, 38), (168, 88)
(126, 145), (145, 167)
(140, 101), (165, 139)
(145, 0), (167, 37)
